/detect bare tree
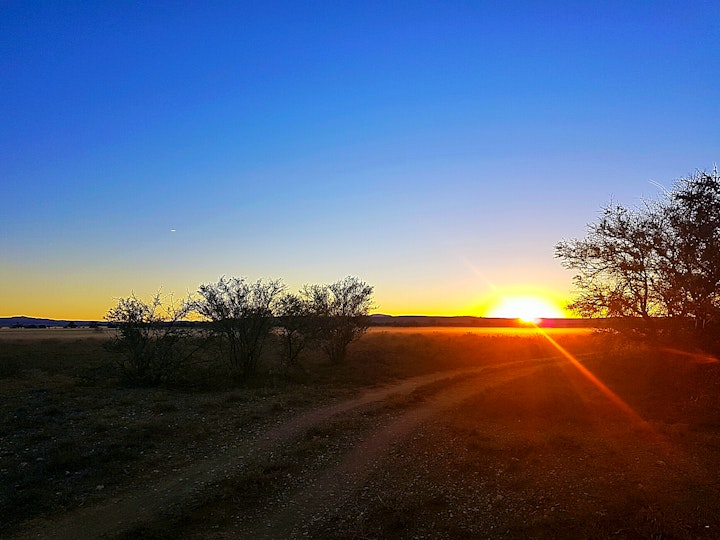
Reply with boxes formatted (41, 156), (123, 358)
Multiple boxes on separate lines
(556, 166), (720, 335)
(304, 276), (374, 363)
(105, 292), (193, 385)
(663, 167), (720, 328)
(555, 203), (665, 321)
(195, 277), (285, 378)
(274, 292), (312, 369)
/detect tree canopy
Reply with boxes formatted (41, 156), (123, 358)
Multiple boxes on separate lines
(556, 167), (720, 333)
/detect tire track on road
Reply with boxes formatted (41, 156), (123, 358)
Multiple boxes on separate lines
(235, 359), (557, 540)
(8, 366), (493, 539)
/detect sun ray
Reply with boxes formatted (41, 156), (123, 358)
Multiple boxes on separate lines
(530, 325), (670, 444)
(538, 329), (645, 421)
(659, 347), (719, 364)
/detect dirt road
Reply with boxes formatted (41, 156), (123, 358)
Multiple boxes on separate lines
(15, 348), (720, 539)
(237, 358), (555, 539)
(14, 355), (558, 539)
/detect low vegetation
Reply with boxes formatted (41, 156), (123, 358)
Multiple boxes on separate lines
(106, 276), (374, 385)
(104, 292), (197, 385)
(2, 328), (720, 538)
(0, 329), (586, 533)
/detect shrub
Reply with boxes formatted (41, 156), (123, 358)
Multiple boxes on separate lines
(105, 292), (193, 385)
(195, 277), (285, 378)
(303, 276), (374, 363)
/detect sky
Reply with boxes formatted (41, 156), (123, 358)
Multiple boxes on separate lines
(2, 1), (719, 320)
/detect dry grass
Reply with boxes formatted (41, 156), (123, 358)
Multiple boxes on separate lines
(0, 328), (115, 341)
(316, 334), (720, 539)
(3, 328), (720, 538)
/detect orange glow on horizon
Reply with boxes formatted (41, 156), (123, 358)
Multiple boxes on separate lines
(485, 294), (568, 321)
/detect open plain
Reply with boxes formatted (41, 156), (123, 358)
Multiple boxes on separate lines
(2, 328), (720, 539)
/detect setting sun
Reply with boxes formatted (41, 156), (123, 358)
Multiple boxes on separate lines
(486, 295), (567, 323)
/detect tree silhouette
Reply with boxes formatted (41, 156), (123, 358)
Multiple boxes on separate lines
(274, 292), (313, 369)
(663, 169), (720, 328)
(105, 292), (193, 384)
(556, 167), (720, 334)
(303, 276), (374, 363)
(195, 277), (285, 377)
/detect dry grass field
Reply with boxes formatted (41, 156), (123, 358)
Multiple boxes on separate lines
(2, 327), (720, 539)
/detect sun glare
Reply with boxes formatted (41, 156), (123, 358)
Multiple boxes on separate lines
(486, 295), (566, 323)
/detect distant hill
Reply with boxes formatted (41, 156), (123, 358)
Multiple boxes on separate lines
(0, 316), (102, 328)
(1, 314), (638, 329)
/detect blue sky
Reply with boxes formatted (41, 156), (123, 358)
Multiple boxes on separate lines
(2, 1), (719, 319)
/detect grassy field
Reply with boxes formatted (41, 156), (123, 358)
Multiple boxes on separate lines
(2, 328), (720, 538)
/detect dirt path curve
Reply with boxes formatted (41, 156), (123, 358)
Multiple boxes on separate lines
(14, 358), (561, 540)
(231, 358), (559, 539)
